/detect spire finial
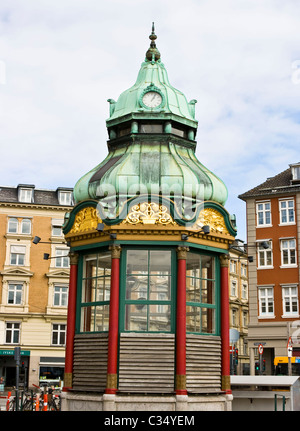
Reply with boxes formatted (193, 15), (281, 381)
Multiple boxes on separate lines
(146, 22), (160, 62)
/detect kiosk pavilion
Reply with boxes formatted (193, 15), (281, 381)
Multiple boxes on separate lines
(61, 25), (237, 411)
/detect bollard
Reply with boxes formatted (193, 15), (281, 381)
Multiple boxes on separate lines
(43, 393), (48, 411)
(6, 391), (11, 411)
(35, 393), (40, 411)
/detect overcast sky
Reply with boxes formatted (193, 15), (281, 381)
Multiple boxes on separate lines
(1, 0), (300, 241)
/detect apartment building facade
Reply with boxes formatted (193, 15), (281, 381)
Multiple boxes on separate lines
(239, 163), (300, 375)
(229, 240), (249, 375)
(0, 184), (73, 388)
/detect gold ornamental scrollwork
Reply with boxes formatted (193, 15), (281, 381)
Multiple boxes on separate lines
(69, 207), (102, 234)
(122, 202), (177, 226)
(193, 208), (229, 235)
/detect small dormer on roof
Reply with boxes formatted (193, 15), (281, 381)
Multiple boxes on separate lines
(17, 184), (35, 203)
(290, 162), (300, 184)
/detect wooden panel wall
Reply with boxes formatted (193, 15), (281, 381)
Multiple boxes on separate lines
(71, 332), (221, 394)
(72, 333), (108, 392)
(186, 334), (222, 392)
(118, 333), (175, 393)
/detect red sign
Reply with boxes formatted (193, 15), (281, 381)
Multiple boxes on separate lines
(258, 344), (264, 355)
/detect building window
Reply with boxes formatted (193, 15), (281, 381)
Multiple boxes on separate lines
(55, 248), (69, 268)
(125, 250), (172, 332)
(52, 324), (66, 345)
(18, 188), (33, 203)
(256, 201), (271, 226)
(7, 218), (18, 233)
(258, 287), (274, 317)
(5, 322), (20, 344)
(186, 252), (217, 335)
(52, 219), (63, 237)
(242, 311), (248, 327)
(280, 239), (297, 267)
(291, 164), (300, 181)
(230, 260), (237, 273)
(241, 264), (247, 277)
(21, 218), (31, 234)
(282, 285), (298, 316)
(7, 217), (31, 234)
(242, 283), (248, 300)
(257, 241), (273, 268)
(8, 283), (23, 305)
(53, 285), (68, 307)
(231, 280), (237, 297)
(10, 245), (26, 266)
(80, 251), (111, 332)
(58, 191), (73, 206)
(279, 199), (295, 224)
(231, 308), (238, 326)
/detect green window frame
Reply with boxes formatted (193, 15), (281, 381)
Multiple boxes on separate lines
(120, 247), (176, 333)
(77, 250), (111, 333)
(186, 251), (219, 335)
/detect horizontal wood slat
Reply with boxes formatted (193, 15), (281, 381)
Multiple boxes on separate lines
(186, 334), (221, 392)
(118, 333), (175, 393)
(72, 333), (108, 392)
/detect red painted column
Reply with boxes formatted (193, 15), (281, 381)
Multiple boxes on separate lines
(105, 245), (121, 394)
(220, 254), (231, 394)
(175, 246), (189, 395)
(63, 252), (78, 392)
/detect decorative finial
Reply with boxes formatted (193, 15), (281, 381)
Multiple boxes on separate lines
(146, 22), (160, 62)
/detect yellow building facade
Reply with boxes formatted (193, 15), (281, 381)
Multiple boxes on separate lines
(0, 184), (73, 389)
(229, 240), (249, 375)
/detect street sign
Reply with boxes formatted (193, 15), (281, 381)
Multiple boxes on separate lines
(258, 344), (264, 355)
(288, 346), (293, 358)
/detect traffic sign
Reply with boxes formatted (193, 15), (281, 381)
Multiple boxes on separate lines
(258, 344), (264, 355)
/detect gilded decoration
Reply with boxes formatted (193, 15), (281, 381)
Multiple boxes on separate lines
(69, 207), (102, 234)
(193, 208), (229, 235)
(122, 202), (177, 226)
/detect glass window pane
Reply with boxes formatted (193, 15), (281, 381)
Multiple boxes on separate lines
(8, 218), (18, 233)
(186, 305), (200, 332)
(81, 306), (94, 332)
(201, 308), (215, 334)
(186, 277), (200, 303)
(82, 278), (96, 303)
(126, 276), (148, 300)
(127, 250), (148, 274)
(83, 255), (97, 278)
(149, 251), (171, 274)
(94, 305), (109, 331)
(149, 304), (171, 331)
(149, 275), (171, 301)
(125, 304), (147, 331)
(21, 219), (31, 234)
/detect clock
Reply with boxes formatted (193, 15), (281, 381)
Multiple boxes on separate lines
(142, 91), (162, 108)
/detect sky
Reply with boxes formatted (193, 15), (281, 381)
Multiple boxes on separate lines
(1, 0), (300, 241)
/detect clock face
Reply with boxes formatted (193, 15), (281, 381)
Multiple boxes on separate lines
(142, 91), (162, 108)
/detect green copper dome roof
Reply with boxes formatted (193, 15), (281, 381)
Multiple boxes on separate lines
(73, 24), (228, 222)
(106, 24), (198, 130)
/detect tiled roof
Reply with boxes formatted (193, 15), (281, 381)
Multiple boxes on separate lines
(0, 185), (73, 206)
(239, 166), (300, 200)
